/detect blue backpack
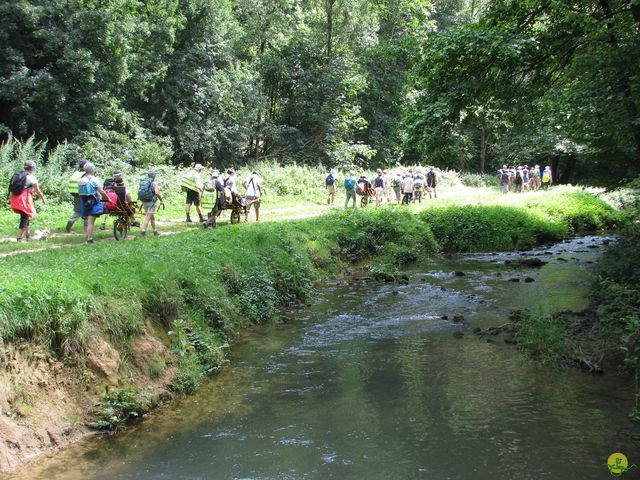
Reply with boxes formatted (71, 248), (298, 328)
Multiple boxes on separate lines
(344, 177), (356, 191)
(326, 174), (335, 186)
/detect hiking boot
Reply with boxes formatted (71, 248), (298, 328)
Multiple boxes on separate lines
(153, 231), (160, 237)
(65, 220), (74, 233)
(99, 223), (106, 231)
(199, 214), (205, 223)
(16, 237), (22, 242)
(86, 239), (94, 244)
(140, 231), (146, 238)
(186, 215), (192, 223)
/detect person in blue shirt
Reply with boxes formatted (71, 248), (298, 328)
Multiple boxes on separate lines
(344, 171), (356, 208)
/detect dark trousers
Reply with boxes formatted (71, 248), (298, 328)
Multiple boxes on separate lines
(19, 213), (29, 229)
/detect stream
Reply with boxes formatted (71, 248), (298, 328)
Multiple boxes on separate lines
(10, 236), (640, 479)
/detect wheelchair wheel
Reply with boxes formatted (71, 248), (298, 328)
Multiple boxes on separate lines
(230, 208), (241, 224)
(113, 217), (128, 240)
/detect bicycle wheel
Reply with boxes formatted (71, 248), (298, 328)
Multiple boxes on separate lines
(230, 209), (241, 224)
(113, 217), (128, 240)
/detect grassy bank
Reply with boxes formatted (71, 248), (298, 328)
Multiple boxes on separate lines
(0, 188), (629, 448)
(592, 224), (640, 419)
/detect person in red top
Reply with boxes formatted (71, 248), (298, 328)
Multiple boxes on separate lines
(10, 160), (46, 241)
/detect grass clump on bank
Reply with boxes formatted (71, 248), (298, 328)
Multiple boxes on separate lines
(592, 224), (640, 419)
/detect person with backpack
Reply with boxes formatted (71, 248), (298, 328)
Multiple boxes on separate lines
(139, 169), (162, 237)
(344, 171), (357, 208)
(391, 172), (402, 203)
(243, 171), (265, 222)
(9, 160), (46, 242)
(77, 162), (107, 244)
(65, 160), (87, 233)
(514, 168), (524, 193)
(413, 171), (425, 203)
(373, 169), (385, 206)
(426, 168), (437, 199)
(325, 169), (337, 205)
(401, 173), (414, 204)
(181, 163), (204, 223)
(541, 166), (553, 189)
(99, 170), (135, 230)
(498, 169), (509, 194)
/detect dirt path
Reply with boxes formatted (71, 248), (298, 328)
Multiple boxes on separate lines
(0, 203), (332, 258)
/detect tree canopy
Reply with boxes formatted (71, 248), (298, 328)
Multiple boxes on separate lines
(1, 0), (638, 180)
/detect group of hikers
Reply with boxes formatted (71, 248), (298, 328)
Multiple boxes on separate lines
(8, 161), (264, 244)
(9, 160), (556, 243)
(326, 168), (437, 207)
(497, 165), (553, 193)
(178, 164), (265, 225)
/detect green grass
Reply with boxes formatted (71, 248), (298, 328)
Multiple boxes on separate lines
(0, 186), (628, 407)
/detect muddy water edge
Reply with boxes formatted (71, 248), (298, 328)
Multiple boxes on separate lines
(8, 235), (640, 480)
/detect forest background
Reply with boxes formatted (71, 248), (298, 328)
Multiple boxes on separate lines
(1, 0), (639, 184)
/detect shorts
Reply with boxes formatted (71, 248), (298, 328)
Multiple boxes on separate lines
(186, 189), (200, 206)
(246, 195), (261, 209)
(375, 187), (384, 199)
(143, 201), (158, 213)
(327, 184), (336, 194)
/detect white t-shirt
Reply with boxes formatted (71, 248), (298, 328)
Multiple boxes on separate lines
(25, 174), (37, 190)
(402, 177), (414, 193)
(245, 175), (262, 197)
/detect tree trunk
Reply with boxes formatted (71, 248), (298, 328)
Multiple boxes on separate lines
(631, 4), (640, 24)
(558, 155), (577, 184)
(479, 129), (488, 173)
(325, 0), (336, 60)
(599, 0), (640, 163)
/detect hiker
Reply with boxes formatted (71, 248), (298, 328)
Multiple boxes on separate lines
(373, 169), (385, 206)
(401, 173), (413, 204)
(344, 171), (357, 207)
(356, 175), (372, 204)
(531, 165), (540, 191)
(243, 171), (265, 222)
(514, 168), (523, 193)
(181, 163), (204, 223)
(78, 162), (107, 244)
(426, 168), (437, 198)
(522, 166), (530, 192)
(541, 166), (553, 189)
(413, 171), (425, 203)
(100, 171), (134, 230)
(391, 172), (402, 203)
(325, 169), (337, 205)
(224, 168), (242, 205)
(65, 160), (87, 233)
(498, 169), (510, 194)
(383, 170), (391, 203)
(9, 160), (46, 242)
(139, 169), (162, 237)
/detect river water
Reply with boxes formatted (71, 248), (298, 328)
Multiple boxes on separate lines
(11, 236), (640, 479)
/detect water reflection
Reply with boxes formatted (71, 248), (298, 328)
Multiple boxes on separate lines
(10, 236), (638, 480)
